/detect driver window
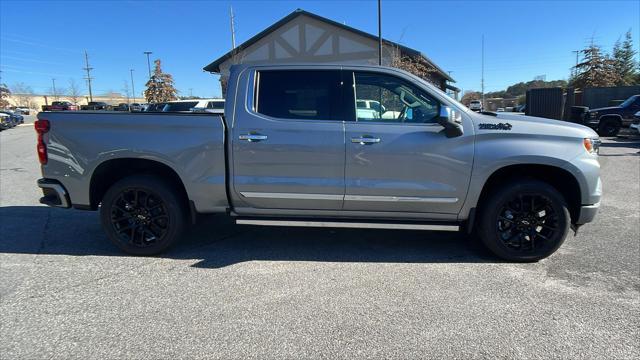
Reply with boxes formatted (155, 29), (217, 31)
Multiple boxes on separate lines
(353, 71), (440, 123)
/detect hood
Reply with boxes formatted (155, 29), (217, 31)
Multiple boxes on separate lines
(472, 112), (598, 138)
(588, 106), (621, 113)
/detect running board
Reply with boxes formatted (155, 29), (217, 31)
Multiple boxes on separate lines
(235, 219), (459, 231)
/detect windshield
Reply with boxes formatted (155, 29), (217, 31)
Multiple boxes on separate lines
(619, 95), (639, 108)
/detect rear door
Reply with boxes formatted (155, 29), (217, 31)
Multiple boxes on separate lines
(343, 70), (474, 215)
(231, 68), (348, 211)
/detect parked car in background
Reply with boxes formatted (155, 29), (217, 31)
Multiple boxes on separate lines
(35, 63), (601, 262)
(81, 101), (110, 111)
(631, 111), (640, 135)
(514, 104), (526, 113)
(130, 103), (143, 112)
(144, 99), (226, 113)
(112, 103), (130, 111)
(469, 100), (482, 111)
(10, 106), (31, 115)
(0, 110), (23, 125)
(585, 94), (640, 136)
(496, 108), (505, 112)
(42, 101), (79, 111)
(0, 112), (12, 130)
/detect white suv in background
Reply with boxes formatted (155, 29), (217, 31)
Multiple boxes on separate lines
(469, 100), (482, 111)
(163, 99), (225, 113)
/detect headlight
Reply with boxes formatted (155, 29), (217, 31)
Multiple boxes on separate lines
(583, 138), (601, 154)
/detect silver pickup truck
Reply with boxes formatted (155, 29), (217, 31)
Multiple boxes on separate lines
(35, 64), (602, 261)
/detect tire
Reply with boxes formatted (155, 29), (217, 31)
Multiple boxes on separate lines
(100, 175), (187, 255)
(477, 179), (571, 262)
(598, 118), (621, 137)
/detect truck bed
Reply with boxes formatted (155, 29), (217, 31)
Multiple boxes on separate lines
(38, 111), (228, 213)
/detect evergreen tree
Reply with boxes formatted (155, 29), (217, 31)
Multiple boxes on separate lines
(144, 59), (178, 103)
(571, 42), (620, 89)
(612, 30), (638, 85)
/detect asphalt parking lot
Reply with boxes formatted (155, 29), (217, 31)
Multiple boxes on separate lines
(1, 115), (639, 359)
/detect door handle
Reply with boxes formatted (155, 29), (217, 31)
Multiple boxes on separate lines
(351, 136), (381, 145)
(239, 134), (268, 142)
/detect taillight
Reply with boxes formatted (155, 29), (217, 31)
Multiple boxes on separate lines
(34, 119), (50, 165)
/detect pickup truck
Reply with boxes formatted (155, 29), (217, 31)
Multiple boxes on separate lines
(41, 101), (78, 111)
(585, 94), (640, 136)
(35, 64), (602, 262)
(81, 101), (110, 111)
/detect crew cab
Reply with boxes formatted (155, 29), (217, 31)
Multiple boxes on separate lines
(35, 64), (602, 261)
(586, 94), (640, 136)
(41, 101), (78, 111)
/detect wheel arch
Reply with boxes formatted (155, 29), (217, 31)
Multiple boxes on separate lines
(473, 164), (582, 225)
(89, 158), (189, 210)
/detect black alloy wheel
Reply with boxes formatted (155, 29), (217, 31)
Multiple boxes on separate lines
(496, 194), (560, 253)
(101, 175), (186, 255)
(110, 188), (170, 248)
(478, 179), (570, 262)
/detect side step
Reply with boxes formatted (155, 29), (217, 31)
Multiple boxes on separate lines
(235, 219), (459, 231)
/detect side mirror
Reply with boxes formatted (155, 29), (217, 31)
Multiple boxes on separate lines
(437, 106), (464, 138)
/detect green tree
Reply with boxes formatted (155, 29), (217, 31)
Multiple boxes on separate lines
(571, 43), (620, 89)
(612, 30), (638, 85)
(144, 59), (178, 103)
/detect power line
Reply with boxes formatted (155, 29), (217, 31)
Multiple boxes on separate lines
(83, 50), (94, 102)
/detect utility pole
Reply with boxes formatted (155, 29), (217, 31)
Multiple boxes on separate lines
(130, 69), (135, 104)
(143, 51), (153, 78)
(377, 0), (382, 66)
(83, 50), (94, 102)
(189, 88), (193, 98)
(481, 35), (485, 108)
(51, 78), (58, 100)
(230, 6), (236, 50)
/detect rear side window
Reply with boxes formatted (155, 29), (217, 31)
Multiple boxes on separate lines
(255, 70), (342, 120)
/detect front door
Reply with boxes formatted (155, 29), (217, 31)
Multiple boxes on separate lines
(344, 70), (474, 215)
(232, 69), (347, 211)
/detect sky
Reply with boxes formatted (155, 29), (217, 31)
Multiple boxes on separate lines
(1, 0), (639, 98)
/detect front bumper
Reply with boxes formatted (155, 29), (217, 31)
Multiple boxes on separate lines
(576, 202), (600, 225)
(37, 178), (71, 208)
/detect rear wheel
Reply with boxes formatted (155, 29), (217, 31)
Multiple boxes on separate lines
(598, 118), (621, 137)
(100, 175), (186, 255)
(478, 179), (570, 262)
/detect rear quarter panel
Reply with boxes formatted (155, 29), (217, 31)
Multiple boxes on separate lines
(39, 112), (228, 212)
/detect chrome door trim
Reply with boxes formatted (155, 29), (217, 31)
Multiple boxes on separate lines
(240, 192), (343, 201)
(344, 195), (458, 203)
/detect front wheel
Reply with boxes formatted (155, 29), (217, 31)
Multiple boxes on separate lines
(598, 119), (621, 137)
(100, 175), (187, 255)
(477, 179), (571, 262)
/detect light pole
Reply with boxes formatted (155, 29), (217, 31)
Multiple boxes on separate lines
(143, 51), (153, 78)
(377, 0), (382, 66)
(51, 78), (57, 100)
(130, 69), (135, 104)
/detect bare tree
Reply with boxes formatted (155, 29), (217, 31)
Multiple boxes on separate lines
(122, 80), (131, 104)
(67, 79), (83, 104)
(11, 82), (37, 109)
(0, 83), (10, 108)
